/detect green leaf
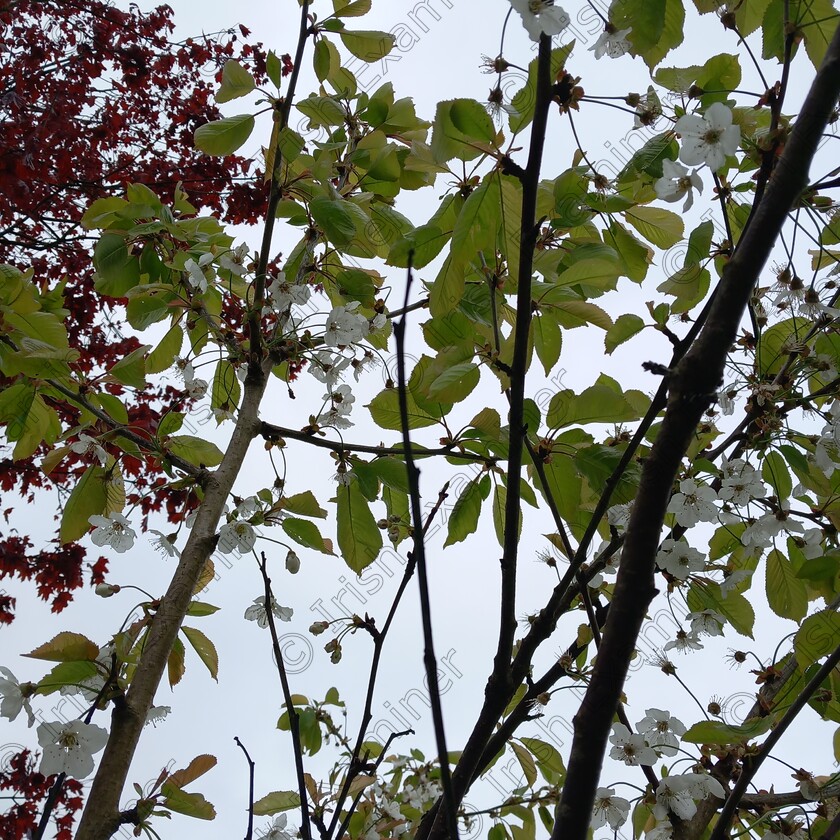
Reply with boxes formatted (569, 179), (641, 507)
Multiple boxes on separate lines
(492, 483), (521, 547)
(186, 601), (221, 617)
(36, 660), (99, 695)
(253, 790), (302, 815)
(431, 99), (495, 163)
(125, 288), (171, 330)
(216, 59), (256, 103)
(619, 130), (678, 178)
(429, 255), (466, 317)
(427, 362), (480, 403)
(266, 51), (283, 88)
(451, 177), (501, 266)
(681, 717), (772, 744)
(337, 479), (383, 573)
(146, 323), (184, 374)
(687, 581), (755, 638)
(93, 233), (140, 297)
(109, 344), (150, 389)
(194, 115), (255, 156)
(182, 626), (219, 681)
(333, 0), (372, 16)
(796, 610), (840, 668)
(511, 741), (538, 788)
(765, 549), (808, 622)
(310, 197), (358, 249)
(624, 205), (684, 249)
(339, 30), (395, 62)
(606, 314), (645, 354)
(25, 632), (99, 662)
(279, 491), (327, 518)
(533, 313), (562, 375)
(60, 465), (108, 544)
(165, 435), (224, 468)
(761, 450), (792, 500)
(387, 224), (450, 269)
(444, 477), (487, 547)
(282, 518), (334, 554)
(612, 0), (685, 68)
(449, 99), (496, 144)
(161, 782), (216, 820)
(367, 387), (438, 430)
(547, 385), (641, 428)
(212, 360), (241, 413)
(158, 411), (184, 439)
(519, 737), (566, 784)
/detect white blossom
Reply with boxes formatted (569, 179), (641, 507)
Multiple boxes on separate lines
(268, 272), (312, 313)
(70, 434), (108, 467)
(647, 821), (674, 840)
(309, 351), (351, 388)
(607, 502), (632, 531)
(219, 243), (250, 277)
(636, 708), (686, 756)
(149, 529), (180, 559)
(609, 723), (658, 766)
(688, 609), (725, 637)
(183, 252), (214, 293)
(145, 705), (171, 727)
(681, 772), (726, 802)
(263, 814), (293, 840)
(245, 595), (293, 627)
(675, 102), (741, 171)
(718, 458), (766, 506)
(656, 538), (705, 581)
(509, 0), (570, 41)
(286, 550), (301, 574)
(89, 512), (136, 553)
(37, 719), (108, 779)
(325, 302), (370, 347)
(667, 478), (718, 527)
(654, 159), (703, 211)
(665, 629), (705, 653)
(741, 507), (803, 548)
(0, 667), (35, 726)
(653, 776), (698, 821)
(720, 569), (752, 597)
(328, 384), (356, 417)
(591, 787), (631, 829)
(589, 26), (631, 59)
(218, 521), (257, 554)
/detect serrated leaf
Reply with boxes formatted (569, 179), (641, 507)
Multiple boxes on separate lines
(310, 197), (358, 249)
(624, 205), (684, 248)
(195, 115), (255, 156)
(60, 465), (108, 544)
(282, 518), (334, 554)
(109, 344), (150, 389)
(182, 626), (219, 681)
(367, 387), (438, 430)
(161, 781), (216, 820)
(253, 790), (302, 815)
(186, 601), (221, 617)
(168, 636), (186, 687)
(337, 479), (382, 573)
(681, 717), (772, 744)
(444, 477), (484, 546)
(165, 435), (224, 468)
(795, 610), (840, 668)
(25, 632), (99, 662)
(339, 30), (395, 62)
(216, 59), (256, 103)
(168, 754), (218, 789)
(605, 314), (645, 354)
(146, 323), (183, 374)
(519, 737), (565, 784)
(36, 660), (99, 695)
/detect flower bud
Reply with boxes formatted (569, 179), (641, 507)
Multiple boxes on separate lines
(95, 583), (120, 598)
(286, 550), (301, 574)
(310, 621), (329, 636)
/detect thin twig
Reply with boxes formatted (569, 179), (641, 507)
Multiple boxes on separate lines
(234, 736), (256, 840)
(393, 254), (458, 840)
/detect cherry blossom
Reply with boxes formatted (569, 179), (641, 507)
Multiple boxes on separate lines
(591, 787), (631, 829)
(217, 521), (257, 554)
(268, 272), (312, 313)
(608, 723), (658, 766)
(718, 458), (766, 506)
(70, 433), (108, 466)
(636, 708), (686, 756)
(675, 102), (741, 171)
(183, 252), (214, 293)
(667, 478), (718, 527)
(0, 667), (35, 725)
(589, 25), (631, 59)
(665, 629), (705, 653)
(688, 609), (725, 636)
(309, 351), (351, 388)
(654, 159), (703, 211)
(509, 0), (570, 41)
(88, 512), (136, 553)
(244, 595), (293, 627)
(37, 719), (108, 779)
(653, 775), (698, 820)
(149, 530), (180, 558)
(656, 538), (705, 580)
(325, 302), (370, 347)
(264, 814), (294, 840)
